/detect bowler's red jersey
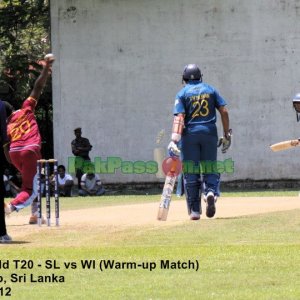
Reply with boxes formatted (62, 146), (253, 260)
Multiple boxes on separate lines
(7, 97), (41, 152)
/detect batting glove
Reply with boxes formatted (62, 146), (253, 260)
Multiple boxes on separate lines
(168, 141), (181, 157)
(218, 129), (232, 153)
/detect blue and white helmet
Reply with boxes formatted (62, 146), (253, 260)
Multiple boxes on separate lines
(293, 93), (300, 112)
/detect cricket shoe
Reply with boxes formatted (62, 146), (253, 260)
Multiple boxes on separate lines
(4, 202), (15, 216)
(0, 234), (12, 243)
(190, 210), (201, 221)
(29, 215), (46, 225)
(205, 191), (217, 218)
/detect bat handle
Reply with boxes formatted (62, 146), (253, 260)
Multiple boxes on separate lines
(170, 158), (179, 173)
(291, 139), (300, 146)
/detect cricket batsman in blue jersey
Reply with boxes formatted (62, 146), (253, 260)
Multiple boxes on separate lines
(168, 64), (231, 220)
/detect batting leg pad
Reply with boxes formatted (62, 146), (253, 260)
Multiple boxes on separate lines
(184, 175), (202, 214)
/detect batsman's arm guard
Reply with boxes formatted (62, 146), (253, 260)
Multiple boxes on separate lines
(168, 114), (184, 157)
(171, 114), (184, 142)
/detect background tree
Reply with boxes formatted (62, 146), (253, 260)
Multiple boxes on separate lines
(0, 0), (53, 159)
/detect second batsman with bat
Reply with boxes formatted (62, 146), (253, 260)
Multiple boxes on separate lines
(168, 64), (231, 220)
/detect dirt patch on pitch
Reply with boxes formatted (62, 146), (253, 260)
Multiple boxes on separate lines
(6, 196), (300, 233)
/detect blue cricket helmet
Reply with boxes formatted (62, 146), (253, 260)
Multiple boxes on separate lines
(182, 64), (202, 82)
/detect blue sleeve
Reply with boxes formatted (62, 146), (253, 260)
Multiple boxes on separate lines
(214, 89), (227, 108)
(0, 101), (9, 145)
(173, 89), (186, 115)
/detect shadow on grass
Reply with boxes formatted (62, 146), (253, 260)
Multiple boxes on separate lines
(9, 224), (38, 227)
(102, 188), (163, 196)
(216, 216), (244, 220)
(1, 241), (31, 245)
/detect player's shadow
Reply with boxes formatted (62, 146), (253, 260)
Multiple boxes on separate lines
(5, 223), (42, 244)
(216, 216), (249, 220)
(1, 241), (31, 245)
(9, 223), (32, 226)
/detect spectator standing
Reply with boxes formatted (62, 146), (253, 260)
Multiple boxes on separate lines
(71, 127), (93, 191)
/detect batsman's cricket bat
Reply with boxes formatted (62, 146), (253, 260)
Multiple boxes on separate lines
(157, 158), (179, 221)
(270, 139), (300, 152)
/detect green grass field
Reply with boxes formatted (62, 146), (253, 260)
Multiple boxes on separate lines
(1, 191), (300, 299)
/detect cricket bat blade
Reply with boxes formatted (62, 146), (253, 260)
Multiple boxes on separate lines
(270, 139), (300, 152)
(157, 175), (177, 221)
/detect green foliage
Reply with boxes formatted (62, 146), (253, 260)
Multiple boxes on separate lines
(0, 0), (50, 103)
(0, 0), (53, 158)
